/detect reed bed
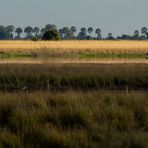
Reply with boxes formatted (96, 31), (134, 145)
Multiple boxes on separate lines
(0, 63), (147, 91)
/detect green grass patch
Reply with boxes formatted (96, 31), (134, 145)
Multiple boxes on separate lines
(0, 50), (147, 60)
(79, 51), (148, 59)
(0, 51), (37, 59)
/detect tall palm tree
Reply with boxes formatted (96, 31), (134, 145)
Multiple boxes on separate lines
(24, 26), (33, 38)
(141, 27), (147, 38)
(0, 25), (8, 39)
(0, 25), (5, 32)
(15, 27), (23, 39)
(62, 27), (71, 39)
(81, 28), (87, 34)
(6, 25), (15, 39)
(78, 27), (87, 39)
(133, 30), (139, 40)
(70, 26), (77, 37)
(95, 28), (102, 39)
(6, 25), (15, 34)
(88, 27), (93, 37)
(34, 27), (40, 36)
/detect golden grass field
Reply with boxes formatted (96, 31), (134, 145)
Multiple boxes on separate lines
(0, 40), (148, 64)
(0, 40), (148, 52)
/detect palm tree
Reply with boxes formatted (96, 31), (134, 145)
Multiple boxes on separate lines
(141, 27), (147, 38)
(34, 27), (40, 36)
(24, 26), (33, 38)
(0, 25), (5, 32)
(88, 27), (93, 37)
(70, 26), (77, 37)
(133, 30), (139, 40)
(6, 25), (15, 39)
(59, 28), (64, 39)
(15, 27), (23, 39)
(0, 25), (8, 39)
(81, 28), (87, 34)
(6, 25), (15, 34)
(95, 28), (102, 39)
(62, 27), (71, 39)
(77, 27), (87, 39)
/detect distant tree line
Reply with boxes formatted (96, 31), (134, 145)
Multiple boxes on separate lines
(0, 24), (148, 40)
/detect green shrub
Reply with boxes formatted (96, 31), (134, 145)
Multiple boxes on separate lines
(42, 29), (60, 40)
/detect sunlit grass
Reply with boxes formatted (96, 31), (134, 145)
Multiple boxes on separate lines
(0, 41), (148, 65)
(0, 40), (148, 51)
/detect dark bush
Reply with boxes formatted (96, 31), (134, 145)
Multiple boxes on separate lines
(42, 29), (60, 41)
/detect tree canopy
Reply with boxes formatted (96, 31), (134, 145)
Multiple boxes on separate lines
(0, 24), (148, 40)
(42, 29), (60, 40)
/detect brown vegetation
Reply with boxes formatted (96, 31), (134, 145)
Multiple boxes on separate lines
(0, 91), (148, 148)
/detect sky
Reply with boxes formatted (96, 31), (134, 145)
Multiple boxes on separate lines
(0, 0), (147, 36)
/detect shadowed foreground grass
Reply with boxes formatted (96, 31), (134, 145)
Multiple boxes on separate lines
(0, 64), (147, 91)
(0, 91), (148, 148)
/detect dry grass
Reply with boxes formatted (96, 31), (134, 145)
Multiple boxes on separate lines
(0, 40), (148, 64)
(0, 40), (148, 53)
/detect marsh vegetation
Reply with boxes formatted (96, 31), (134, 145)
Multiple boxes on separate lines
(0, 41), (147, 148)
(0, 91), (148, 148)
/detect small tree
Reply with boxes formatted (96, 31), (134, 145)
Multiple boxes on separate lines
(107, 33), (114, 40)
(42, 29), (60, 40)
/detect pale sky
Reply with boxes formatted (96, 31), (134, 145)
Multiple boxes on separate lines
(0, 0), (147, 36)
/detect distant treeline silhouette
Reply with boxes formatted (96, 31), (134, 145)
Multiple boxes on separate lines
(0, 24), (148, 40)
